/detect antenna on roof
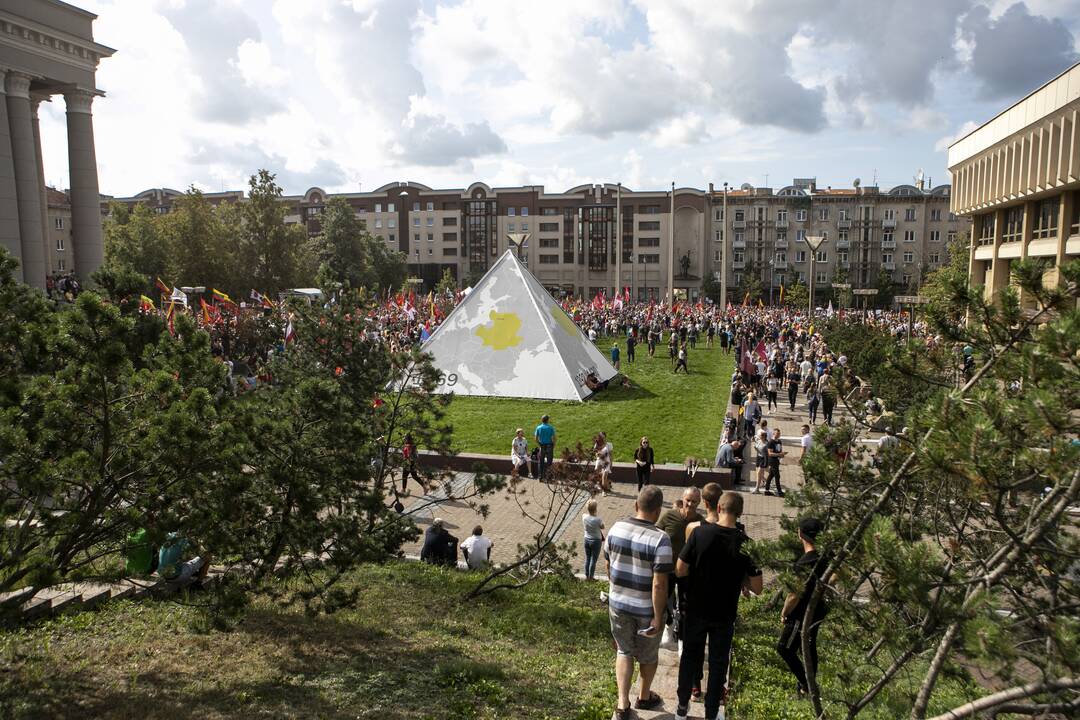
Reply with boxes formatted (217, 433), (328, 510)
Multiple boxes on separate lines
(853, 177), (861, 188)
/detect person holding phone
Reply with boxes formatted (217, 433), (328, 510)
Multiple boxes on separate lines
(605, 485), (672, 719)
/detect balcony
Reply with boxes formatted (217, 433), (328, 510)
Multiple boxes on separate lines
(733, 260), (745, 270)
(837, 219), (851, 229)
(732, 240), (746, 249)
(773, 260), (788, 270)
(836, 239), (850, 249)
(882, 262), (896, 271)
(732, 220), (746, 229)
(882, 240), (897, 250)
(774, 239), (788, 249)
(838, 260), (850, 269)
(882, 218), (897, 229)
(776, 218), (788, 229)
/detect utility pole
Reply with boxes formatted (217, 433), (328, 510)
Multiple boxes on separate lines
(615, 182), (621, 299)
(720, 182), (729, 309)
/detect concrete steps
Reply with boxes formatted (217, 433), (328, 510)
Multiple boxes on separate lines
(611, 646), (714, 720)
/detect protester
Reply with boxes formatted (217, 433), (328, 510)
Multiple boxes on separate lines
(605, 486), (672, 719)
(594, 432), (613, 495)
(510, 428), (530, 478)
(778, 517), (828, 697)
(715, 439), (744, 488)
(461, 525), (493, 570)
(676, 488), (762, 720)
(765, 428), (786, 497)
(582, 499), (606, 580)
(800, 424), (813, 461)
(633, 436), (654, 491)
(420, 518), (458, 567)
(400, 433), (422, 494)
(534, 415), (556, 480)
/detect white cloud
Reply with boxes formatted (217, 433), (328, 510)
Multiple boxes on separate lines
(936, 120), (981, 152)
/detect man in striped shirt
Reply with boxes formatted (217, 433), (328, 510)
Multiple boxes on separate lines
(605, 485), (672, 718)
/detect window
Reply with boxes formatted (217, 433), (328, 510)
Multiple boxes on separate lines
(795, 229), (806, 242)
(414, 233), (420, 243)
(388, 203), (395, 212)
(715, 209), (723, 221)
(412, 202), (420, 211)
(56, 234), (64, 251)
(776, 231), (787, 243)
(375, 219), (383, 229)
(734, 274), (742, 286)
(54, 217), (64, 230)
(521, 222), (529, 231)
(794, 251), (807, 263)
(817, 271), (827, 283)
(818, 208), (828, 221)
(539, 222), (559, 232)
(389, 233), (395, 242)
(508, 222), (515, 232)
(883, 230), (894, 243)
(443, 216), (457, 226)
(976, 213), (995, 245)
(375, 203), (382, 213)
(838, 209), (849, 221)
(775, 251), (787, 263)
(838, 230), (848, 243)
(734, 210), (745, 221)
(521, 207), (528, 216)
(388, 219), (396, 228)
(427, 233), (434, 242)
(638, 221), (661, 231)
(795, 209), (807, 222)
(903, 230), (916, 243)
(949, 212), (958, 221)
(426, 202), (434, 211)
(507, 207), (516, 216)
(815, 250), (827, 263)
(539, 255), (559, 264)
(541, 207), (559, 216)
(733, 251), (745, 263)
(929, 253), (940, 264)
(643, 205), (660, 214)
(539, 238), (559, 248)
(929, 230), (940, 243)
(903, 251), (914, 263)
(777, 209), (787, 222)
(413, 217), (420, 227)
(57, 258), (65, 271)
(838, 250), (848, 263)
(715, 230), (723, 241)
(902, 274), (912, 285)
(427, 217), (434, 227)
(930, 208), (941, 221)
(947, 230), (957, 243)
(735, 231), (744, 243)
(640, 253), (660, 264)
(883, 253), (894, 264)
(443, 232), (458, 243)
(904, 208), (916, 221)
(428, 248), (433, 256)
(638, 237), (660, 247)
(883, 209), (896, 220)
(443, 247), (457, 256)
(1033, 198), (1059, 238)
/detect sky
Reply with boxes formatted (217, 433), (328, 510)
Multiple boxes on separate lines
(37, 0), (1080, 198)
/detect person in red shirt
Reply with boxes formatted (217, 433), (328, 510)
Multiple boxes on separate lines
(401, 434), (422, 493)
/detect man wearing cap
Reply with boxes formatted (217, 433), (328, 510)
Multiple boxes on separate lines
(420, 518), (458, 567)
(777, 517), (828, 696)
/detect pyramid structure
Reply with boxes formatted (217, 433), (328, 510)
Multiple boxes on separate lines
(421, 250), (618, 400)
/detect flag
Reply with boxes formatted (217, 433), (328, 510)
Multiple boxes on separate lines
(155, 277), (170, 296)
(624, 287), (630, 303)
(199, 297), (211, 324)
(754, 339), (767, 362)
(757, 299), (764, 308)
(211, 288), (232, 304)
(827, 300), (834, 317)
(779, 283), (785, 304)
(419, 326), (431, 342)
(170, 287), (188, 307)
(742, 291), (750, 307)
(284, 315), (295, 344)
(139, 295), (155, 312)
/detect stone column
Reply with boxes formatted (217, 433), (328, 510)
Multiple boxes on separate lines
(0, 69), (21, 273)
(31, 95), (50, 275)
(64, 89), (103, 283)
(6, 72), (45, 288)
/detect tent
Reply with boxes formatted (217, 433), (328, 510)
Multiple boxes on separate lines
(420, 250), (618, 400)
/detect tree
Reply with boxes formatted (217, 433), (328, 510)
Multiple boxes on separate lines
(874, 267), (896, 308)
(238, 170), (315, 296)
(159, 188), (239, 294)
(783, 277), (809, 309)
(435, 267), (457, 295)
(701, 272), (722, 304)
(737, 261), (765, 304)
(313, 197), (405, 294)
(831, 266), (853, 308)
(102, 202), (169, 286)
(757, 258), (1080, 718)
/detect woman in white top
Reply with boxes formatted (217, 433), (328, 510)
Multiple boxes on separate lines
(752, 429), (769, 494)
(510, 428), (530, 478)
(581, 499), (605, 580)
(594, 432), (613, 495)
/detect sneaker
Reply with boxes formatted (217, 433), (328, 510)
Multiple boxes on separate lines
(777, 490), (785, 497)
(712, 709), (726, 720)
(750, 487), (760, 494)
(691, 686), (702, 702)
(674, 705), (689, 720)
(764, 491), (775, 496)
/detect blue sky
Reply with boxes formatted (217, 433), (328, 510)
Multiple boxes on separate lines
(38, 0), (1080, 196)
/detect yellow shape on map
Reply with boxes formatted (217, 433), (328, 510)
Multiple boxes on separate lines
(551, 305), (578, 337)
(475, 310), (523, 350)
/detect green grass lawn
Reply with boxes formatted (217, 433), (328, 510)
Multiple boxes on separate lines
(445, 339), (735, 465)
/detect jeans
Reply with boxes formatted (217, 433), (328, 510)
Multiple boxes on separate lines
(677, 615), (735, 716)
(788, 383), (798, 410)
(765, 462), (783, 494)
(777, 620), (820, 691)
(583, 537), (602, 579)
(538, 443), (554, 479)
(808, 399), (819, 424)
(821, 394), (835, 425)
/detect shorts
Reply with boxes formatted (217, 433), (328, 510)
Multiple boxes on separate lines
(756, 455), (768, 469)
(610, 608), (662, 665)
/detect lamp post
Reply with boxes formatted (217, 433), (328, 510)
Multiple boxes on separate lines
(721, 182), (729, 308)
(805, 235), (825, 320)
(629, 251), (635, 301)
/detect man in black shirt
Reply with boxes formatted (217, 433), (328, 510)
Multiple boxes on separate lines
(419, 518), (458, 567)
(674, 487), (762, 720)
(777, 517), (828, 696)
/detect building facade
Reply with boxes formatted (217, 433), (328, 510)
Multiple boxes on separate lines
(948, 61), (1079, 303)
(114, 178), (967, 301)
(0, 0), (112, 288)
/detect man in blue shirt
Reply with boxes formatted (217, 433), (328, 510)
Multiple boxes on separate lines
(534, 415), (556, 480)
(610, 343), (621, 371)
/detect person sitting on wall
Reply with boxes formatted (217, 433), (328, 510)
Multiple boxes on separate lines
(585, 371), (610, 392)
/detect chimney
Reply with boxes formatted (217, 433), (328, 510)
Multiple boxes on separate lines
(709, 182), (714, 193)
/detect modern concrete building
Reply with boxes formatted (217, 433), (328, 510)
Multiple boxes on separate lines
(115, 177), (967, 302)
(0, 0), (112, 288)
(948, 61), (1080, 303)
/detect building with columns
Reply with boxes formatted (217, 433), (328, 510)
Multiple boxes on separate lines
(0, 0), (112, 288)
(949, 61), (1079, 304)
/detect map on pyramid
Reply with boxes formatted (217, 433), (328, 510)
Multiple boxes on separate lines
(421, 250), (618, 400)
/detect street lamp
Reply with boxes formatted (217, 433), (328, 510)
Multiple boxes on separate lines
(628, 251), (635, 300)
(805, 235), (825, 319)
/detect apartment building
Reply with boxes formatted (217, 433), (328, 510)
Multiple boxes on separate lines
(110, 178), (967, 302)
(948, 61), (1079, 304)
(708, 178), (967, 301)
